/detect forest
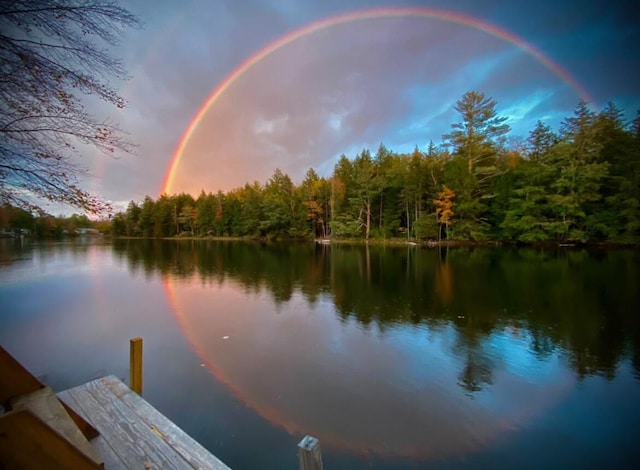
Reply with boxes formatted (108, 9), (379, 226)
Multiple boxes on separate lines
(4, 91), (639, 244)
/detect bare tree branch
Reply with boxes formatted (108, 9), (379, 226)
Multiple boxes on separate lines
(0, 0), (141, 214)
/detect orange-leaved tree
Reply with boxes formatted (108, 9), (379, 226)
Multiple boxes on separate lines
(435, 185), (455, 241)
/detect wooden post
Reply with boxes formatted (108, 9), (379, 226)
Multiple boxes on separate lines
(298, 435), (322, 470)
(129, 337), (143, 395)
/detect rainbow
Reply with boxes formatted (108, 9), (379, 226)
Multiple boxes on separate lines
(163, 272), (577, 457)
(161, 6), (591, 196)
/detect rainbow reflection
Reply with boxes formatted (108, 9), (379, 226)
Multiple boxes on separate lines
(163, 273), (574, 458)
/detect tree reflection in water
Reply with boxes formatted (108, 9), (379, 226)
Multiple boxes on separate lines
(112, 239), (640, 388)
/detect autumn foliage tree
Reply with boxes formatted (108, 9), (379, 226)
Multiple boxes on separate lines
(435, 185), (455, 241)
(0, 0), (140, 214)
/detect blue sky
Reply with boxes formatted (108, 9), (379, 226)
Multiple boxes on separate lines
(86, 0), (639, 210)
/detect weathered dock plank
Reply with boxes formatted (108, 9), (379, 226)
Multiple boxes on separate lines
(100, 376), (230, 470)
(10, 386), (103, 466)
(58, 389), (126, 470)
(64, 380), (189, 469)
(58, 376), (231, 470)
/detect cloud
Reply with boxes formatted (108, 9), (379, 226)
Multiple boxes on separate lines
(87, 0), (639, 204)
(254, 114), (290, 135)
(171, 15), (583, 193)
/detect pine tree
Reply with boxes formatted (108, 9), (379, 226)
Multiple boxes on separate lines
(443, 91), (510, 240)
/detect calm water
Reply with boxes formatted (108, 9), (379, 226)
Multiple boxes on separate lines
(0, 239), (638, 469)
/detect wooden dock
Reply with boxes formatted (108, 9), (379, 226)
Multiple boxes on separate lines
(2, 341), (322, 469)
(57, 375), (230, 470)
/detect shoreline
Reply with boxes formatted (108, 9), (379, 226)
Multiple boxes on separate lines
(104, 236), (640, 248)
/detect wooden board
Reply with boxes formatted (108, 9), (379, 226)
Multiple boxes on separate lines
(0, 409), (102, 469)
(58, 376), (231, 470)
(10, 386), (103, 467)
(0, 345), (44, 406)
(58, 390), (127, 470)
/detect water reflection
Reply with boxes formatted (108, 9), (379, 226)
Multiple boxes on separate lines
(111, 240), (640, 380)
(109, 240), (639, 457)
(166, 277), (573, 457)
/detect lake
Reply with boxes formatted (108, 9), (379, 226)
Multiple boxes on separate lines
(0, 239), (638, 469)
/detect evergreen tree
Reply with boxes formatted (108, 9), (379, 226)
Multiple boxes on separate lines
(373, 143), (394, 237)
(547, 102), (609, 241)
(443, 91), (510, 239)
(352, 149), (377, 239)
(591, 104), (640, 241)
(138, 196), (155, 237)
(195, 191), (215, 236)
(125, 201), (140, 236)
(260, 169), (296, 238)
(527, 121), (558, 161)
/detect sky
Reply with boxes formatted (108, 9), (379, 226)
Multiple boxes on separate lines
(80, 0), (639, 212)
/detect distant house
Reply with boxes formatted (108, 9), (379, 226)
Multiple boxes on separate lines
(0, 228), (30, 237)
(76, 228), (100, 235)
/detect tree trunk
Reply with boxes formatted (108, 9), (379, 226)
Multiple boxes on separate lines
(379, 194), (383, 233)
(406, 201), (410, 240)
(365, 200), (371, 240)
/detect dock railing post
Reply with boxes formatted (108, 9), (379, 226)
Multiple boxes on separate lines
(298, 435), (322, 470)
(129, 337), (143, 395)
